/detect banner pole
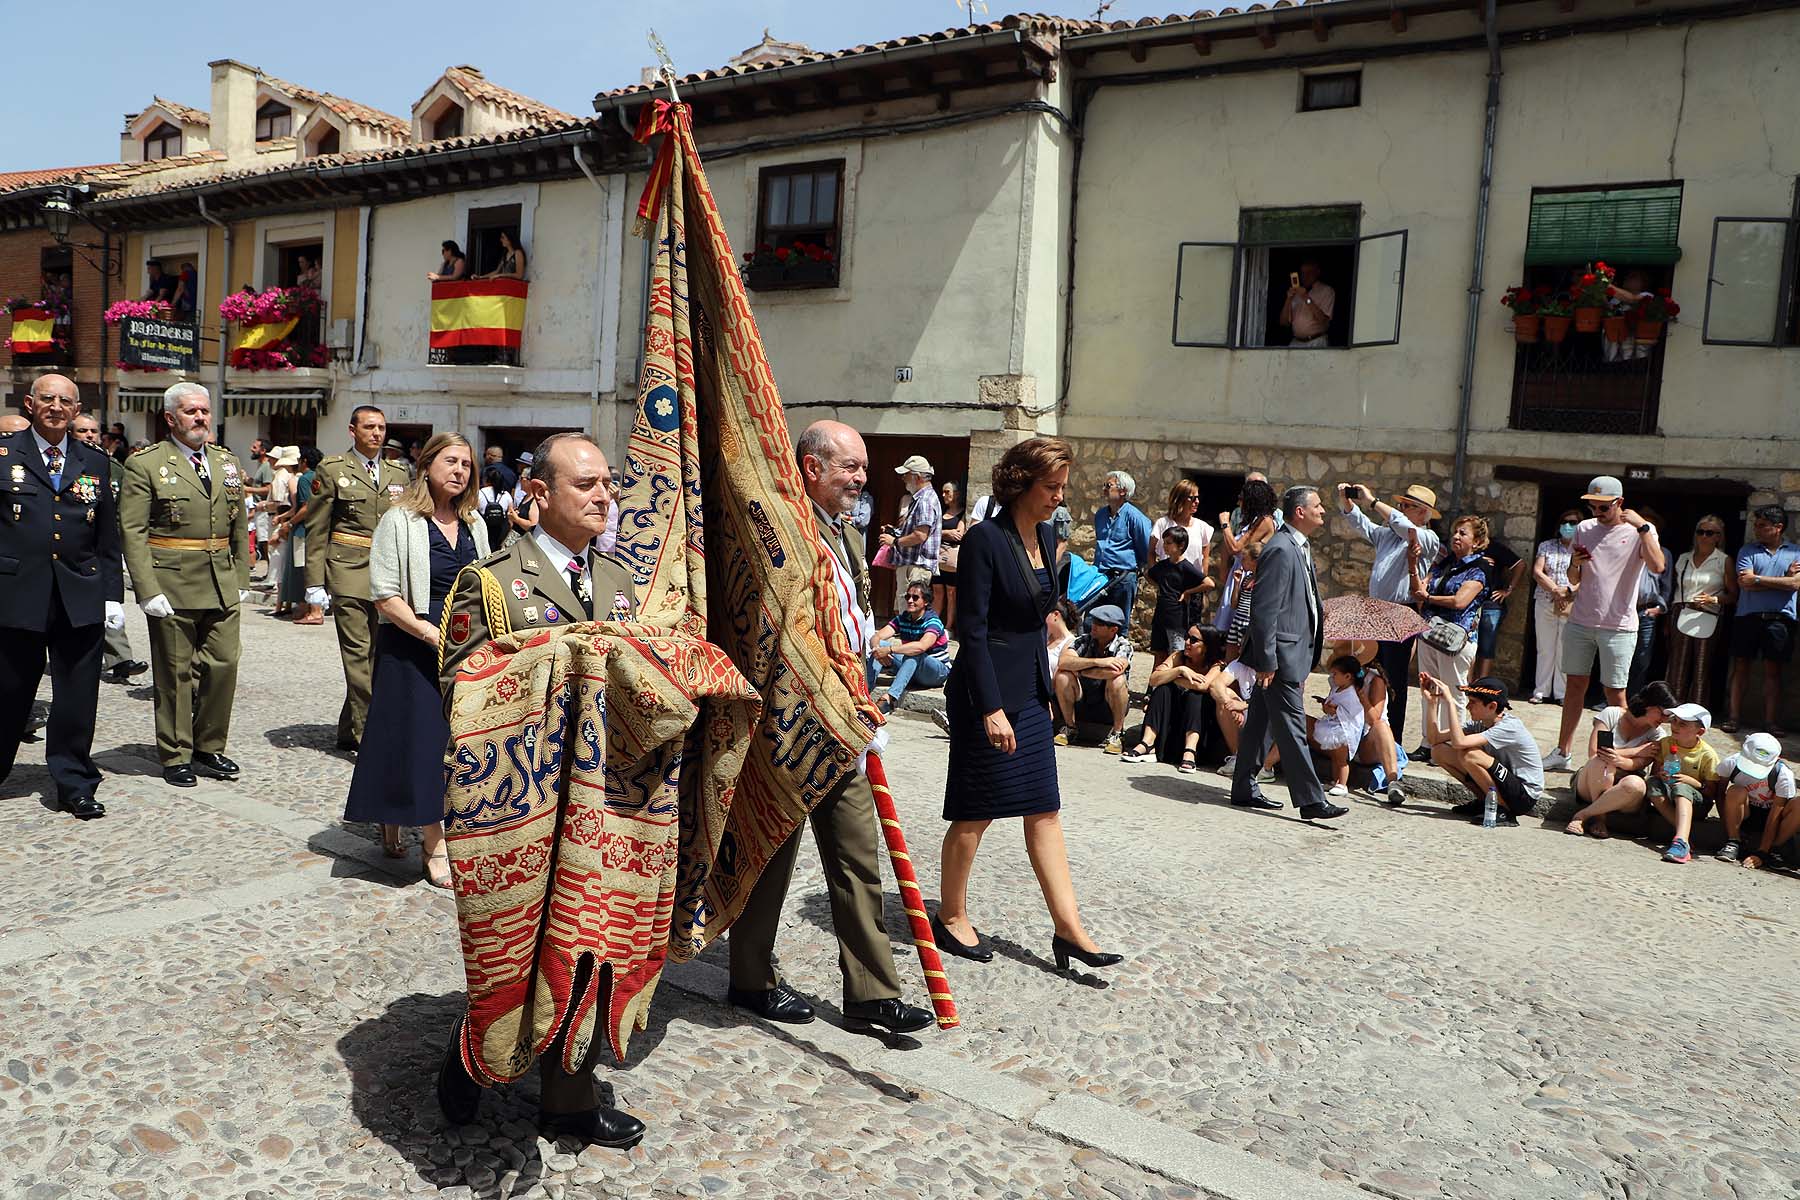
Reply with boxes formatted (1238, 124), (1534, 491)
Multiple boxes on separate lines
(864, 752), (958, 1029)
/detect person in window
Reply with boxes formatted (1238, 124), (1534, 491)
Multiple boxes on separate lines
(171, 262), (197, 317)
(426, 240), (468, 283)
(144, 260), (174, 303)
(476, 231), (527, 281)
(294, 254), (322, 291)
(1278, 260), (1335, 347)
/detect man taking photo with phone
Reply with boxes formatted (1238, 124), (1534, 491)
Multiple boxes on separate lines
(1338, 480), (1442, 744)
(1279, 261), (1336, 347)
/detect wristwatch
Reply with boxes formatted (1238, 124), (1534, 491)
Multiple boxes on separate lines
(1637, 522), (1653, 534)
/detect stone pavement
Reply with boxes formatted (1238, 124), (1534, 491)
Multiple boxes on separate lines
(3, 604), (1799, 1200)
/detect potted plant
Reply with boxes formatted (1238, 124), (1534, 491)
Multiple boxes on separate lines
(1602, 295), (1631, 344)
(1537, 291), (1574, 344)
(1501, 286), (1539, 343)
(1570, 261), (1613, 332)
(1633, 288), (1680, 343)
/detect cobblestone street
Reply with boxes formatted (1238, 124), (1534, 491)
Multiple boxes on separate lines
(4, 604), (1799, 1200)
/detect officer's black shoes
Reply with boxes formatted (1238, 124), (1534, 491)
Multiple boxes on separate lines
(193, 752), (240, 780)
(162, 764), (198, 788)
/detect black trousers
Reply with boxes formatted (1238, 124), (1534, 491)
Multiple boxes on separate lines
(1376, 639), (1414, 740)
(1230, 674), (1324, 810)
(1143, 683), (1212, 764)
(0, 609), (105, 802)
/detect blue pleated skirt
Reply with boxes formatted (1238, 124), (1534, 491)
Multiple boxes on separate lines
(942, 687), (1061, 822)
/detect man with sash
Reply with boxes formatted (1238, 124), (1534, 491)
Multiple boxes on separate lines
(118, 382), (249, 789)
(303, 404), (410, 751)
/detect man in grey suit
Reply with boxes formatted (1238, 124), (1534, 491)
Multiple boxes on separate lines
(1229, 485), (1348, 821)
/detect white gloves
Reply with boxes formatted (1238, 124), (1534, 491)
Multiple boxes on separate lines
(140, 594), (174, 619)
(104, 601), (125, 631)
(305, 587), (328, 605)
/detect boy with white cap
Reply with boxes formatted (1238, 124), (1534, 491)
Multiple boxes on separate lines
(1716, 731), (1799, 867)
(1646, 702), (1720, 864)
(1547, 475), (1665, 772)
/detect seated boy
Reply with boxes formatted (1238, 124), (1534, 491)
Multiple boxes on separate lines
(1646, 703), (1721, 865)
(1714, 731), (1797, 867)
(1422, 674), (1545, 826)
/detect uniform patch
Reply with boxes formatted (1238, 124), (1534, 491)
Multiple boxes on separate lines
(543, 605), (560, 623)
(523, 605), (539, 623)
(388, 483), (404, 498)
(610, 591), (631, 620)
(510, 578), (529, 600)
(0, 446), (8, 455)
(338, 476), (351, 488)
(221, 463), (240, 487)
(449, 612), (471, 644)
(9, 465), (21, 483)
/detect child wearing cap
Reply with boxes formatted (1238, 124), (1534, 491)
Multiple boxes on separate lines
(1646, 703), (1721, 864)
(1422, 673), (1545, 825)
(1716, 731), (1799, 867)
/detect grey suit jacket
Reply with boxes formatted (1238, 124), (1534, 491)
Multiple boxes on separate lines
(1239, 525), (1323, 684)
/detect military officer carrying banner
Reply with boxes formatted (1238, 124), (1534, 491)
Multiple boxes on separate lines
(119, 381), (251, 789)
(304, 404), (409, 752)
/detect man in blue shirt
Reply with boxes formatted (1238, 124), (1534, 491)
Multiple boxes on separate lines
(1092, 469), (1152, 629)
(1727, 505), (1800, 735)
(1338, 481), (1441, 739)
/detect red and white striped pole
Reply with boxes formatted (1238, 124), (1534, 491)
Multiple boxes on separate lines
(863, 752), (958, 1029)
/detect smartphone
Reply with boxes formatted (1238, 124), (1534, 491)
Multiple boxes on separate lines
(1596, 730), (1614, 750)
(1313, 695), (1328, 705)
(1289, 271), (1301, 288)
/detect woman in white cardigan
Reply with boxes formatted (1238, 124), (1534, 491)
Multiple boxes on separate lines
(342, 433), (488, 887)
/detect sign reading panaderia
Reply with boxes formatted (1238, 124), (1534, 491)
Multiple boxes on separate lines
(120, 316), (200, 371)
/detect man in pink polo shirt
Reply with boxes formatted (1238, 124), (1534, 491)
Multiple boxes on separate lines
(1547, 475), (1665, 770)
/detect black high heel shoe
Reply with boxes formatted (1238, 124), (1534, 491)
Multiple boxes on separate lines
(931, 913), (994, 963)
(1052, 935), (1122, 971)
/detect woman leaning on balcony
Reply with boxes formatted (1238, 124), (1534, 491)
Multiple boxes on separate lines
(475, 231), (527, 281)
(426, 240), (468, 282)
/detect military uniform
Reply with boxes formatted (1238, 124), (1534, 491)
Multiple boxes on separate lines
(727, 504), (905, 1007)
(0, 428), (122, 815)
(99, 457), (140, 674)
(438, 533), (637, 689)
(304, 452), (410, 747)
(118, 439), (251, 768)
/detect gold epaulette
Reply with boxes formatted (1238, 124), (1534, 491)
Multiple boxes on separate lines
(437, 564), (515, 675)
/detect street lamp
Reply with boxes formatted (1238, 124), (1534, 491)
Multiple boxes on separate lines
(41, 189), (75, 242)
(39, 185), (119, 279)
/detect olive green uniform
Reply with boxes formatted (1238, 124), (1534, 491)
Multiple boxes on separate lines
(118, 440), (251, 767)
(437, 535), (638, 690)
(100, 458), (136, 670)
(728, 505), (902, 1005)
(434, 532), (636, 1110)
(304, 453), (410, 747)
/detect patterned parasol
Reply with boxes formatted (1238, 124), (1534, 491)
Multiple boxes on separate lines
(1322, 594), (1428, 643)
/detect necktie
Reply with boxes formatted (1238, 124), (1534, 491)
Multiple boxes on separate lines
(567, 558), (593, 618)
(367, 457), (380, 487)
(190, 451), (211, 495)
(45, 445), (63, 491)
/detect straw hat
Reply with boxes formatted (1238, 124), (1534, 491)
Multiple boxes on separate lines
(1390, 484), (1441, 518)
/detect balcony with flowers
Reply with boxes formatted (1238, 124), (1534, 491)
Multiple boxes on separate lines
(221, 285), (327, 375)
(4, 295), (73, 367)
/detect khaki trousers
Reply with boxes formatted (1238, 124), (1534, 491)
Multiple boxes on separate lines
(729, 768), (902, 1004)
(146, 606), (240, 766)
(332, 595), (376, 745)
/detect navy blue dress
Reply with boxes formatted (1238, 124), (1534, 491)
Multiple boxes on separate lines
(943, 515), (1065, 821)
(344, 521), (476, 827)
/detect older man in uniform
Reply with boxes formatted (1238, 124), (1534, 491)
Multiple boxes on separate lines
(724, 419), (933, 1037)
(0, 374), (123, 819)
(119, 381), (250, 789)
(303, 404), (409, 751)
(73, 412), (148, 682)
(432, 431), (643, 1148)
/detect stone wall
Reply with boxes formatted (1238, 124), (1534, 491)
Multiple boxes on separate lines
(1062, 436), (1539, 685)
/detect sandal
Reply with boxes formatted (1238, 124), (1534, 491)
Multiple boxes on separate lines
(424, 849), (453, 890)
(1119, 743), (1155, 764)
(1564, 819), (1587, 836)
(1178, 750), (1198, 774)
(1742, 853), (1765, 871)
(381, 825), (406, 859)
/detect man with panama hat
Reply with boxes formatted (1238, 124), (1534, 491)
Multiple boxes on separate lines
(1546, 475), (1664, 772)
(1337, 479), (1441, 741)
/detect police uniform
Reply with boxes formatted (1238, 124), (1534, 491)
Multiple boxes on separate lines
(303, 452), (410, 748)
(118, 439), (251, 771)
(437, 533), (637, 688)
(0, 427), (122, 817)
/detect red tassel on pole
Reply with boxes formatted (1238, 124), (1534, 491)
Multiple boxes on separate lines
(863, 752), (958, 1029)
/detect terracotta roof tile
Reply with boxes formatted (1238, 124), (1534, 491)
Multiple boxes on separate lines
(0, 150), (229, 197)
(262, 75), (411, 136)
(147, 96), (210, 127)
(0, 165), (111, 192)
(433, 67), (575, 125)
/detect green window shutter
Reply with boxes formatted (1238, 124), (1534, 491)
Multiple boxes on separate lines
(1525, 185), (1684, 265)
(1239, 205), (1361, 244)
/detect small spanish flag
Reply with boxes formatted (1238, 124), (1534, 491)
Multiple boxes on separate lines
(8, 306), (56, 354)
(431, 279), (527, 350)
(233, 317), (298, 352)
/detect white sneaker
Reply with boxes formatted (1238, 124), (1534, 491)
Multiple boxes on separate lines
(1326, 783), (1349, 797)
(1543, 748), (1572, 771)
(1217, 755), (1237, 777)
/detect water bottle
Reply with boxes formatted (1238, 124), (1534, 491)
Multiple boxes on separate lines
(1481, 786), (1498, 829)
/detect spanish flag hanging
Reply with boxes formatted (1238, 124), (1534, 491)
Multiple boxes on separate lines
(7, 306), (56, 354)
(233, 317), (298, 353)
(430, 279), (528, 349)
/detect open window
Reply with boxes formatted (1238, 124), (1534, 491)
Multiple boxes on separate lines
(255, 100), (292, 142)
(1703, 216), (1800, 346)
(1170, 205), (1408, 349)
(143, 121), (183, 162)
(465, 204), (522, 278)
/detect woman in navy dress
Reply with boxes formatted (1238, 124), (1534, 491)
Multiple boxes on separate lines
(344, 434), (487, 888)
(933, 437), (1123, 975)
